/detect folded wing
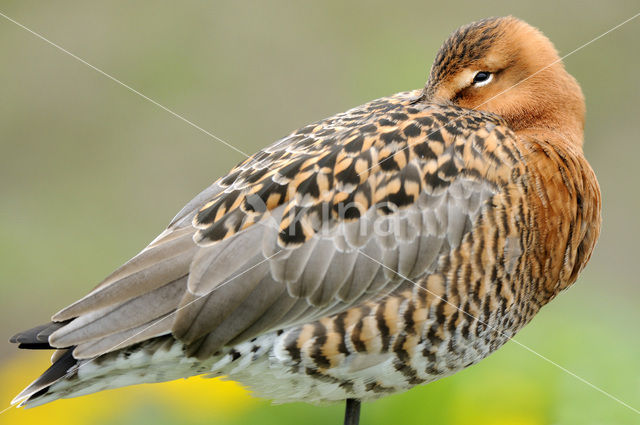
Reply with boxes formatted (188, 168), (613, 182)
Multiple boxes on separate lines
(19, 91), (520, 364)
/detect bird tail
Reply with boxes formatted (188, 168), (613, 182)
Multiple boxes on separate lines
(8, 331), (204, 408)
(9, 322), (79, 407)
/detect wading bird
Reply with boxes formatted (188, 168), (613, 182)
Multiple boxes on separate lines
(10, 16), (601, 425)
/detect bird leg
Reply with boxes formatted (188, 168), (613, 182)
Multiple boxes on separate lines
(344, 398), (361, 425)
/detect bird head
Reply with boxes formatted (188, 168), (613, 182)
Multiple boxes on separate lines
(424, 16), (585, 146)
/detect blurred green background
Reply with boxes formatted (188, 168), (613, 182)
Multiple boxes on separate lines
(1, 1), (639, 424)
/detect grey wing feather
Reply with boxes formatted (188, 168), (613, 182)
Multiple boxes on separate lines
(188, 274), (287, 359)
(294, 238), (336, 297)
(276, 237), (319, 285)
(49, 276), (187, 347)
(308, 249), (359, 306)
(187, 228), (264, 296)
(228, 286), (298, 342)
(72, 312), (174, 358)
(173, 255), (269, 344)
(337, 238), (382, 302)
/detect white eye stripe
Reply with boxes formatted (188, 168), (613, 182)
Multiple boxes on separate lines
(473, 72), (493, 87)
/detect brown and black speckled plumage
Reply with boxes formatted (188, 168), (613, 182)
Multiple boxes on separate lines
(11, 16), (600, 410)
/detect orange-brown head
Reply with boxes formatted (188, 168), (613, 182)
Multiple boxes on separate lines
(425, 16), (585, 146)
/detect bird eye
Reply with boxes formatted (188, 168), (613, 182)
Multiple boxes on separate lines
(472, 71), (493, 87)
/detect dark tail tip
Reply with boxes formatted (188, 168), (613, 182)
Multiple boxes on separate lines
(10, 321), (69, 347)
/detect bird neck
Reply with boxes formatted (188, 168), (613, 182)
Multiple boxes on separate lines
(508, 68), (586, 150)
